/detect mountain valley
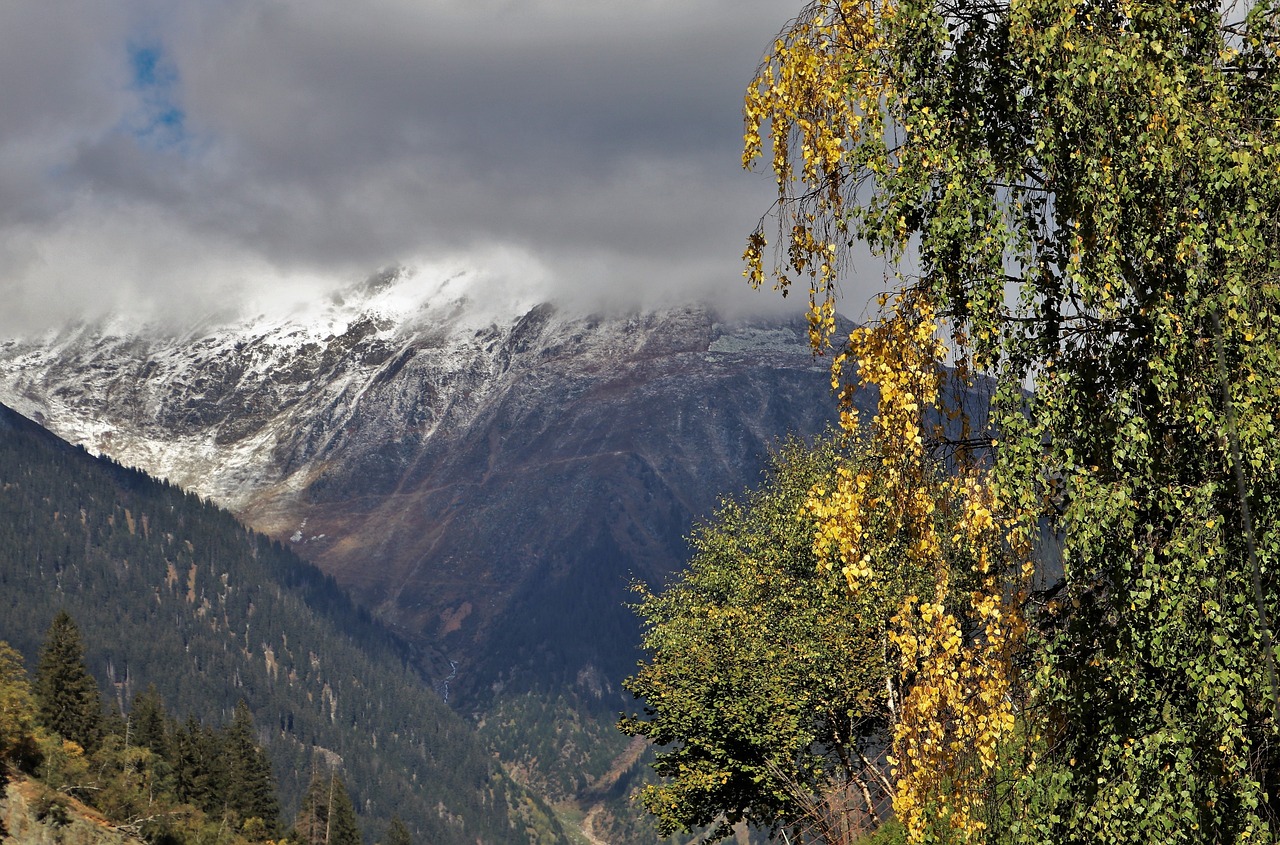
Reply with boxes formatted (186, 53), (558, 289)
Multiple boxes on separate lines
(0, 267), (866, 841)
(0, 399), (568, 845)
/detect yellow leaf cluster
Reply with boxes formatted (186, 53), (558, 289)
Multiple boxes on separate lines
(808, 293), (947, 587)
(890, 582), (1025, 843)
(743, 3), (1042, 840)
(743, 0), (886, 187)
(804, 292), (1032, 842)
(742, 0), (894, 326)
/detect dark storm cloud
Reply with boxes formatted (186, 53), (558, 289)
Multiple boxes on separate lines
(0, 0), (829, 332)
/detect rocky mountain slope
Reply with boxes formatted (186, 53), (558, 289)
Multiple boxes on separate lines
(0, 267), (858, 708)
(2, 775), (142, 845)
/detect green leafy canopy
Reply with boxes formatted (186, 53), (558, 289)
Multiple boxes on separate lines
(744, 0), (1280, 839)
(621, 437), (942, 843)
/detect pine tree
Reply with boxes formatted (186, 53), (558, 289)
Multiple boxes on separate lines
(101, 696), (126, 746)
(170, 716), (203, 807)
(33, 611), (103, 752)
(295, 771), (328, 845)
(295, 769), (363, 845)
(127, 684), (169, 758)
(172, 715), (226, 814)
(223, 700), (281, 835)
(326, 774), (362, 845)
(385, 815), (411, 845)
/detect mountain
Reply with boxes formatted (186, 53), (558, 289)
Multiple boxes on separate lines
(0, 400), (569, 845)
(0, 266), (863, 836)
(0, 268), (853, 688)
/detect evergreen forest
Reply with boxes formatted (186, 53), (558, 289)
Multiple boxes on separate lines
(0, 402), (568, 845)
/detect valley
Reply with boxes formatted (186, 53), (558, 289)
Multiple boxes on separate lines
(0, 266), (861, 843)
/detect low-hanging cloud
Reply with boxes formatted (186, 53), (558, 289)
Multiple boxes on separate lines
(0, 0), (859, 335)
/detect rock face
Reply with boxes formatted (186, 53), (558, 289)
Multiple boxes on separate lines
(0, 268), (859, 700)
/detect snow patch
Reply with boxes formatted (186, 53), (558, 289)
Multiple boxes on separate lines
(707, 324), (807, 354)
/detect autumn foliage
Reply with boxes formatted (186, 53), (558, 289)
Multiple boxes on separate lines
(738, 0), (1280, 841)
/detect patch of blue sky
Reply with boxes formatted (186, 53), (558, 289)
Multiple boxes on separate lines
(124, 41), (190, 152)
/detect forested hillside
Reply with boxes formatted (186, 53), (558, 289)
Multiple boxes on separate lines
(0, 402), (568, 845)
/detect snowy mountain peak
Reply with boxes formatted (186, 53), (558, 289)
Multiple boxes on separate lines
(0, 271), (817, 511)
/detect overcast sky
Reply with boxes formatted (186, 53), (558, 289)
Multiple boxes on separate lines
(0, 0), (865, 333)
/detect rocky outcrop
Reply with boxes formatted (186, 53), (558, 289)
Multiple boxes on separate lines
(1, 778), (141, 845)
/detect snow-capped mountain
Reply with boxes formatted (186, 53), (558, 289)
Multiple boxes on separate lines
(0, 266), (857, 701)
(0, 266), (539, 511)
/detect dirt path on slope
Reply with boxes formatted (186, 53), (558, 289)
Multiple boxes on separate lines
(580, 804), (611, 845)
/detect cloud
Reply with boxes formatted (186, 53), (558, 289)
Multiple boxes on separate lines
(0, 0), (840, 333)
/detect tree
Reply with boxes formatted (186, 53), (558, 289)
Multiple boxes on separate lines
(385, 815), (412, 845)
(127, 684), (170, 759)
(223, 700), (281, 836)
(0, 641), (41, 790)
(171, 714), (224, 815)
(294, 769), (363, 845)
(33, 611), (103, 753)
(622, 438), (945, 843)
(745, 0), (1280, 841)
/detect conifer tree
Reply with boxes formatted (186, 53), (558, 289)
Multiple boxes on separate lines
(169, 717), (198, 806)
(127, 684), (169, 758)
(223, 700), (281, 834)
(101, 696), (126, 745)
(327, 773), (362, 845)
(172, 715), (229, 815)
(33, 611), (103, 753)
(385, 815), (411, 845)
(295, 772), (327, 845)
(295, 769), (363, 845)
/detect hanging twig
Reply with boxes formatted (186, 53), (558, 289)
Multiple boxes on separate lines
(1211, 310), (1280, 722)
